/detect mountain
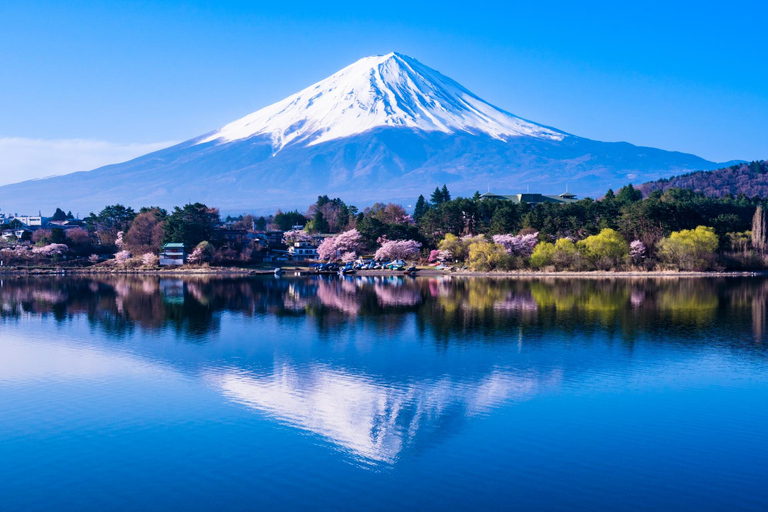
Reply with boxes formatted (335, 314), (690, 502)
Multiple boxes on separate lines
(640, 160), (767, 198)
(0, 52), (734, 214)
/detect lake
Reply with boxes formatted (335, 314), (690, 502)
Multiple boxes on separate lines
(1, 275), (767, 511)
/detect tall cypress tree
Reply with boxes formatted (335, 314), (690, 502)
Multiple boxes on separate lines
(430, 187), (444, 205)
(413, 195), (428, 222)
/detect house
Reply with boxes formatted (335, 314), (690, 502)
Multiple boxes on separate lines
(480, 191), (578, 205)
(287, 240), (318, 261)
(159, 243), (186, 266)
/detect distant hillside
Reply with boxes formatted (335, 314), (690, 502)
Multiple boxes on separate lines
(640, 161), (767, 198)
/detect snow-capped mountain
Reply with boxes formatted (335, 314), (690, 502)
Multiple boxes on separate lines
(0, 53), (732, 214)
(200, 53), (564, 150)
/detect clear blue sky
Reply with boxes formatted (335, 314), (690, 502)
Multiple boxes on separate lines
(0, 0), (765, 183)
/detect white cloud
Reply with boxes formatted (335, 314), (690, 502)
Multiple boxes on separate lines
(0, 137), (178, 186)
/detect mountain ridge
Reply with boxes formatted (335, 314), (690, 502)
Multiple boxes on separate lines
(0, 52), (735, 214)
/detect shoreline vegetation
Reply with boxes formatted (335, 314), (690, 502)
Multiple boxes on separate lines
(4, 167), (768, 275)
(1, 264), (765, 278)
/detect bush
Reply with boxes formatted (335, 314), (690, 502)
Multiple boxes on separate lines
(552, 238), (577, 269)
(188, 241), (215, 264)
(141, 253), (159, 267)
(530, 242), (555, 269)
(577, 229), (629, 270)
(658, 226), (719, 271)
(467, 240), (508, 271)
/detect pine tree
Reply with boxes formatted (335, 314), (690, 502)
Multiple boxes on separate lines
(430, 187), (444, 205)
(413, 195), (428, 222)
(441, 184), (451, 202)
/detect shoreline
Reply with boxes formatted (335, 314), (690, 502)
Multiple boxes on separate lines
(1, 266), (766, 278)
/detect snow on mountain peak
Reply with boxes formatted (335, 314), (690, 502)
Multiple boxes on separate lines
(200, 52), (566, 150)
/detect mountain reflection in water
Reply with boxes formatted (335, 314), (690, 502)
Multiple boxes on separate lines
(1, 275), (767, 467)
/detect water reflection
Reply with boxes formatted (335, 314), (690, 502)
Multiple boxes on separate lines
(210, 365), (560, 464)
(2, 275), (767, 344)
(2, 275), (767, 465)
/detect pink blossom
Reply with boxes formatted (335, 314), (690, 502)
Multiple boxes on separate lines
(115, 250), (131, 263)
(374, 239), (422, 261)
(630, 240), (646, 262)
(492, 233), (539, 257)
(341, 251), (357, 263)
(316, 229), (364, 260)
(282, 230), (313, 245)
(32, 243), (68, 256)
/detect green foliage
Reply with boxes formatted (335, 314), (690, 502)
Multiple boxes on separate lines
(273, 210), (307, 231)
(658, 226), (719, 271)
(468, 240), (508, 271)
(163, 203), (220, 248)
(51, 208), (68, 222)
(577, 228), (629, 269)
(530, 242), (555, 269)
(50, 228), (67, 244)
(552, 238), (578, 269)
(85, 204), (136, 246)
(413, 195), (428, 222)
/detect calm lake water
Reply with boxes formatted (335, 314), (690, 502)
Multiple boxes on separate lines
(1, 275), (767, 511)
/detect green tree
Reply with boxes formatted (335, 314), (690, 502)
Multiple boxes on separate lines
(658, 226), (719, 270)
(577, 228), (629, 269)
(51, 208), (68, 222)
(50, 227), (67, 244)
(430, 186), (445, 205)
(85, 204), (136, 247)
(467, 240), (508, 271)
(413, 195), (428, 222)
(552, 238), (578, 269)
(441, 185), (451, 202)
(273, 210), (307, 231)
(615, 184), (643, 204)
(530, 242), (555, 269)
(163, 203), (220, 248)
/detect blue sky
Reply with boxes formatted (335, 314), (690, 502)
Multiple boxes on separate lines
(0, 0), (765, 184)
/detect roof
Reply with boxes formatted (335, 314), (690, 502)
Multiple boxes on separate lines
(163, 243), (185, 249)
(480, 192), (578, 204)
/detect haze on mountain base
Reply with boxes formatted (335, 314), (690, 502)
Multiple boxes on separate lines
(0, 53), (732, 214)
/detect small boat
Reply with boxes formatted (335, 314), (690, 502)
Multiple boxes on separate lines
(274, 268), (284, 275)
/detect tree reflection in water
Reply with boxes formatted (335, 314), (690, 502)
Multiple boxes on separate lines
(1, 275), (766, 346)
(2, 274), (767, 465)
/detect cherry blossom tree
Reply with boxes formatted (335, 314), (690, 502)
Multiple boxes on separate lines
(316, 229), (364, 260)
(115, 250), (131, 264)
(282, 230), (313, 245)
(492, 233), (539, 257)
(32, 243), (69, 257)
(630, 240), (647, 263)
(142, 253), (159, 266)
(374, 239), (422, 261)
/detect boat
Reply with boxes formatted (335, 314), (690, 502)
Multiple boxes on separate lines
(274, 268), (284, 275)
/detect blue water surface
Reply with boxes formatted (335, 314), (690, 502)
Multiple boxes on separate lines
(0, 276), (766, 511)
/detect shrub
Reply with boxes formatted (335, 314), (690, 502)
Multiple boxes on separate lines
(188, 241), (215, 264)
(530, 242), (555, 269)
(658, 226), (719, 271)
(115, 250), (131, 264)
(467, 240), (508, 271)
(141, 253), (159, 267)
(552, 238), (577, 269)
(577, 229), (629, 270)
